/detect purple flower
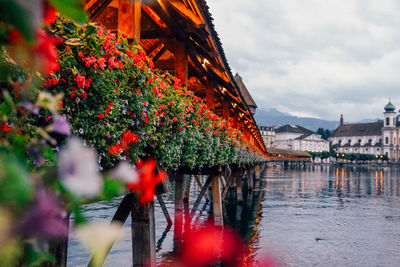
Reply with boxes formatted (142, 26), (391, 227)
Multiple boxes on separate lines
(22, 102), (40, 115)
(52, 115), (71, 135)
(130, 121), (135, 126)
(141, 130), (145, 136)
(17, 189), (68, 239)
(107, 134), (111, 139)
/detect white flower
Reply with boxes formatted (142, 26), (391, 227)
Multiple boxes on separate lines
(75, 222), (123, 267)
(36, 91), (63, 114)
(108, 161), (138, 184)
(58, 137), (102, 197)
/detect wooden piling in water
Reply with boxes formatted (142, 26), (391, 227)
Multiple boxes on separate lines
(174, 173), (184, 250)
(131, 197), (156, 267)
(211, 173), (223, 226)
(235, 169), (243, 203)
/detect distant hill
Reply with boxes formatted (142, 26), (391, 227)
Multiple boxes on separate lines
(254, 108), (379, 131)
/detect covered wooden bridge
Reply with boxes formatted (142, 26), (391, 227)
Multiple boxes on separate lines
(53, 1), (271, 266)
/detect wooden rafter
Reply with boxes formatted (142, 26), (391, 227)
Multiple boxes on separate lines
(167, 1), (205, 28)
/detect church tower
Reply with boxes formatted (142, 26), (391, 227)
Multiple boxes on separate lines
(383, 99), (396, 160)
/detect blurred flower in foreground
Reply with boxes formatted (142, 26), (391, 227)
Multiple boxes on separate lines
(17, 189), (68, 239)
(108, 161), (138, 184)
(50, 114), (71, 135)
(75, 222), (123, 267)
(58, 137), (102, 197)
(180, 223), (244, 267)
(127, 159), (166, 204)
(36, 91), (63, 114)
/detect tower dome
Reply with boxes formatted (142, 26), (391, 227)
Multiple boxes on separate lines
(384, 101), (395, 112)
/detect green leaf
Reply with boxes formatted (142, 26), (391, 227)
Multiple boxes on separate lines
(65, 37), (84, 46)
(49, 0), (87, 23)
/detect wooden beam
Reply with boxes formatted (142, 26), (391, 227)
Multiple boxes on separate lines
(222, 100), (229, 121)
(189, 175), (212, 222)
(205, 81), (215, 111)
(118, 0), (141, 40)
(174, 41), (188, 86)
(156, 194), (172, 226)
(168, 1), (205, 27)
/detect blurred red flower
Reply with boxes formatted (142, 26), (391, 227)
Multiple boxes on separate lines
(127, 159), (166, 204)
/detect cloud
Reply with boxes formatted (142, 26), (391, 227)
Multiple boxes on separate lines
(207, 0), (400, 121)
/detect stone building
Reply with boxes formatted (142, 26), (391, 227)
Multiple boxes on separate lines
(259, 126), (275, 148)
(329, 100), (400, 161)
(273, 124), (329, 152)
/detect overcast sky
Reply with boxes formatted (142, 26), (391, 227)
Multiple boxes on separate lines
(207, 0), (400, 122)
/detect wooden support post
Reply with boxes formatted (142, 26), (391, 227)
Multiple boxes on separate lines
(194, 175), (210, 202)
(131, 197), (156, 267)
(183, 175), (192, 204)
(174, 41), (188, 86)
(212, 173), (223, 226)
(118, 0), (141, 41)
(206, 82), (215, 111)
(222, 100), (229, 121)
(254, 164), (260, 179)
(189, 175), (212, 221)
(156, 194), (172, 226)
(174, 173), (184, 250)
(221, 172), (234, 201)
(248, 168), (254, 191)
(236, 170), (243, 203)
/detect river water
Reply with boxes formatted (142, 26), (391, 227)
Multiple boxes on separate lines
(67, 165), (400, 266)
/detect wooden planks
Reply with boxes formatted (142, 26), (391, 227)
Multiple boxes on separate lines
(118, 0), (141, 40)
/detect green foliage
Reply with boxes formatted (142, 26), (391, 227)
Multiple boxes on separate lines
(49, 0), (87, 23)
(44, 18), (259, 170)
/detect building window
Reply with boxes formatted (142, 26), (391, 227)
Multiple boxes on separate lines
(386, 117), (390, 126)
(368, 139), (372, 143)
(358, 139), (361, 143)
(386, 137), (389, 144)
(366, 148), (368, 151)
(377, 148), (380, 151)
(348, 140), (351, 144)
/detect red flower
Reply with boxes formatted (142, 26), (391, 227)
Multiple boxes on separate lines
(1, 122), (12, 132)
(34, 29), (60, 74)
(136, 88), (141, 95)
(121, 130), (140, 147)
(81, 92), (87, 99)
(109, 144), (123, 155)
(43, 1), (57, 25)
(74, 75), (86, 89)
(127, 159), (167, 204)
(97, 112), (104, 119)
(59, 101), (63, 109)
(173, 117), (177, 124)
(44, 78), (58, 88)
(69, 93), (76, 99)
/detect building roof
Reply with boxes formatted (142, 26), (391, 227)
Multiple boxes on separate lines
(384, 101), (396, 112)
(275, 124), (314, 135)
(266, 147), (310, 157)
(331, 121), (383, 137)
(234, 74), (257, 108)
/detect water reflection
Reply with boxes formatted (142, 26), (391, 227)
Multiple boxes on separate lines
(67, 165), (400, 266)
(231, 165), (400, 267)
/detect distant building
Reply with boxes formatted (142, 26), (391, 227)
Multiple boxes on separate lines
(234, 74), (257, 115)
(329, 100), (400, 161)
(259, 126), (275, 148)
(274, 124), (329, 152)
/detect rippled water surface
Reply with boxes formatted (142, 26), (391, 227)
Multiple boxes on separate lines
(68, 165), (400, 266)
